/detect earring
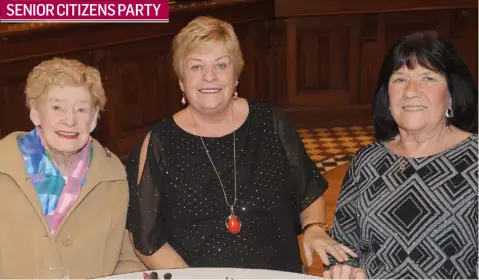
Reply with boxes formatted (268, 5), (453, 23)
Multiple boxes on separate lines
(445, 108), (454, 118)
(181, 95), (186, 105)
(233, 91), (238, 100)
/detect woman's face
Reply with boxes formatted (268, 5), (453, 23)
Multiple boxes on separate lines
(388, 65), (451, 133)
(30, 85), (98, 155)
(179, 40), (238, 113)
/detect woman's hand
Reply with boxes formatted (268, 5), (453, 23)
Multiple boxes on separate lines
(302, 227), (358, 266)
(323, 264), (366, 279)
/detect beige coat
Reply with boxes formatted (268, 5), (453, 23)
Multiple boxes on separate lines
(0, 132), (146, 279)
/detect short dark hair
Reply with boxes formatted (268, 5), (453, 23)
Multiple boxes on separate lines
(372, 30), (478, 141)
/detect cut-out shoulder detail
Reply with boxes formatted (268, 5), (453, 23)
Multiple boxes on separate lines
(137, 132), (151, 185)
(125, 100), (328, 272)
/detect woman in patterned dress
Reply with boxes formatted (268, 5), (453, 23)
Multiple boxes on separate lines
(324, 31), (478, 279)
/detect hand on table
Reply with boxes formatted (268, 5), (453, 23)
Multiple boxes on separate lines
(302, 226), (358, 266)
(323, 264), (366, 279)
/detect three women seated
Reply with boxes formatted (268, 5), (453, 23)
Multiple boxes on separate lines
(0, 16), (476, 280)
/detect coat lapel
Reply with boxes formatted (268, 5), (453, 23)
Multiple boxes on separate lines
(0, 132), (50, 232)
(0, 132), (126, 240)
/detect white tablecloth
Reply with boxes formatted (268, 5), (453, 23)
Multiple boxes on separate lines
(96, 267), (321, 279)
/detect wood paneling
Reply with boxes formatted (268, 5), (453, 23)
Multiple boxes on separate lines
(0, 0), (477, 160)
(93, 38), (176, 153)
(275, 0), (478, 17)
(283, 5), (477, 127)
(234, 20), (273, 102)
(0, 0), (276, 159)
(287, 16), (360, 106)
(0, 60), (33, 137)
(450, 9), (478, 77)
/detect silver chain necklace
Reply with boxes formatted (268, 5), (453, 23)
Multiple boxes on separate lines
(198, 131), (237, 212)
(190, 108), (241, 234)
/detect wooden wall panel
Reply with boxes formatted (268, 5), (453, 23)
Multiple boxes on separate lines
(449, 9), (478, 79)
(235, 20), (272, 103)
(265, 19), (288, 107)
(358, 14), (380, 105)
(275, 0), (478, 17)
(93, 38), (175, 153)
(287, 16), (360, 106)
(0, 0), (477, 159)
(0, 60), (33, 138)
(283, 7), (477, 127)
(379, 11), (450, 51)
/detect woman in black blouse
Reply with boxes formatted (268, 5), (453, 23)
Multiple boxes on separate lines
(125, 16), (357, 273)
(324, 31), (478, 279)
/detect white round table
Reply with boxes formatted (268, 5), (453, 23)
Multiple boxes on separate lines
(96, 267), (321, 279)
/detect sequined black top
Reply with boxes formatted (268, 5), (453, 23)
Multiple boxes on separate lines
(126, 100), (328, 273)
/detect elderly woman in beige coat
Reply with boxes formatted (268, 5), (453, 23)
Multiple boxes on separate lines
(0, 58), (146, 279)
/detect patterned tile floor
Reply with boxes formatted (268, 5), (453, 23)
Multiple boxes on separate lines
(298, 125), (375, 173)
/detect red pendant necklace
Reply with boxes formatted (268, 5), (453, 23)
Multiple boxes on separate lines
(192, 108), (241, 234)
(226, 206), (241, 234)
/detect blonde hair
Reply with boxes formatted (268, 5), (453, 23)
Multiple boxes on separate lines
(172, 16), (244, 79)
(25, 57), (107, 113)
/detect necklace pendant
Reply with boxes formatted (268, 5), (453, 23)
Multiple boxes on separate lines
(226, 214), (241, 234)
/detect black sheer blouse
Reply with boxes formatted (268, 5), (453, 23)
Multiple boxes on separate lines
(126, 101), (328, 272)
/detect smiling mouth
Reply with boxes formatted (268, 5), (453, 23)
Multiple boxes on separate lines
(199, 88), (222, 93)
(56, 131), (79, 139)
(402, 106), (427, 112)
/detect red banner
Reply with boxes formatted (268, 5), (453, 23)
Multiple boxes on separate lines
(0, 0), (169, 22)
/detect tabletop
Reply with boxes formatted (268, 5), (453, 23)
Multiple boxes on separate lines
(95, 267), (321, 279)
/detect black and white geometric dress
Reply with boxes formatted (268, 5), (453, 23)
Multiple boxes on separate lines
(330, 134), (478, 279)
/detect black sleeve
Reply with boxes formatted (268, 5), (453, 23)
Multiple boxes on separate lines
(272, 108), (329, 213)
(126, 131), (169, 256)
